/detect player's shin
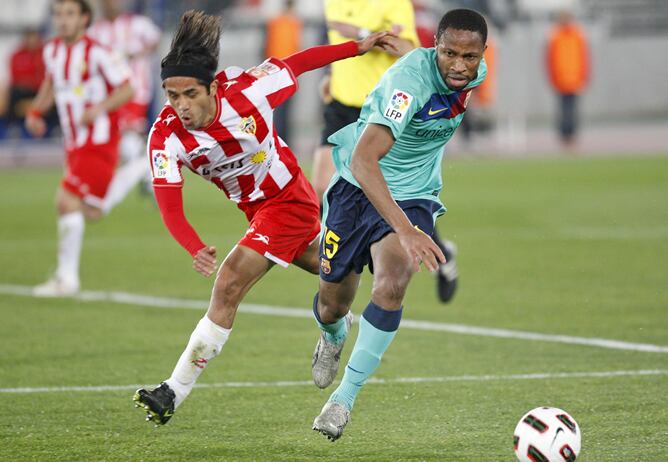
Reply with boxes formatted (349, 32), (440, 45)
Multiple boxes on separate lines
(312, 292), (349, 344)
(56, 211), (85, 286)
(329, 302), (402, 410)
(165, 316), (231, 408)
(102, 156), (150, 214)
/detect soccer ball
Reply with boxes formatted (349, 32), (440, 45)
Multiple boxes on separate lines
(513, 407), (581, 462)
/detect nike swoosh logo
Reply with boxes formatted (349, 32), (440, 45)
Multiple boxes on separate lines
(428, 107), (448, 116)
(551, 427), (564, 445)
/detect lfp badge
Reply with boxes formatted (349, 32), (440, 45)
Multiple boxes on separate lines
(384, 89), (413, 122)
(152, 150), (170, 178)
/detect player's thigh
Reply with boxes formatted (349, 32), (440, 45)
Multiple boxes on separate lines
(369, 233), (415, 309)
(318, 269), (361, 320)
(292, 238), (321, 275)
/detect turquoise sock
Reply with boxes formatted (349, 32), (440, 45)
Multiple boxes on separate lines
(329, 301), (402, 410)
(312, 293), (349, 345)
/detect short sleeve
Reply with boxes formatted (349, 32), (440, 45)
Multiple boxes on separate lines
(245, 57), (298, 109)
(92, 46), (130, 88)
(365, 69), (424, 140)
(148, 122), (184, 188)
(384, 0), (420, 47)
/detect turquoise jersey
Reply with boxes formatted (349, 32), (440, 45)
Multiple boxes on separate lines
(328, 48), (487, 214)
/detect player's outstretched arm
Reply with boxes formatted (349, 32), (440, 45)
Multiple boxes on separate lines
(350, 124), (445, 273)
(154, 187), (216, 277)
(282, 31), (397, 77)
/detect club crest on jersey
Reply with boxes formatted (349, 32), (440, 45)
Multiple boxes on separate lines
(320, 258), (331, 275)
(152, 150), (170, 178)
(247, 61), (280, 78)
(239, 116), (257, 135)
(384, 89), (413, 122)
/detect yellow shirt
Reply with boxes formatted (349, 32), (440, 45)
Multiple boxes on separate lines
(325, 0), (419, 108)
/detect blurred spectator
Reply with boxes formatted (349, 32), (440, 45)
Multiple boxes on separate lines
(413, 0), (438, 47)
(0, 29), (58, 139)
(546, 11), (590, 148)
(264, 0), (302, 145)
(89, 0), (162, 211)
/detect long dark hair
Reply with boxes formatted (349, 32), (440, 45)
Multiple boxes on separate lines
(161, 10), (221, 86)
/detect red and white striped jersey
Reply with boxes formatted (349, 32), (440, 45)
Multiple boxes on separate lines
(148, 58), (301, 206)
(43, 36), (130, 149)
(89, 14), (161, 105)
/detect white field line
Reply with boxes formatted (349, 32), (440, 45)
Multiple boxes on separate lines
(1, 369), (666, 394)
(1, 284), (667, 354)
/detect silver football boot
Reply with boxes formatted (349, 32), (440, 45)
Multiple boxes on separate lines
(312, 311), (354, 388)
(313, 401), (350, 441)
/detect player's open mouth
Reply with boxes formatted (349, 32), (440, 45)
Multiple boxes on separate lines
(447, 75), (468, 87)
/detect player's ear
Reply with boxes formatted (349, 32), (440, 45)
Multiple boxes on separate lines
(433, 34), (438, 48)
(209, 79), (218, 95)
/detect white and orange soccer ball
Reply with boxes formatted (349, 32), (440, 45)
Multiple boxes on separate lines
(513, 407), (581, 462)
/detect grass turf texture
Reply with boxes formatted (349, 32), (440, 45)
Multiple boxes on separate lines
(1, 155), (667, 461)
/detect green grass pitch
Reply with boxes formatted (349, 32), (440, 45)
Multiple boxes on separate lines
(1, 154), (667, 461)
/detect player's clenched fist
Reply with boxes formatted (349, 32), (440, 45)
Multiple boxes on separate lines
(193, 246), (217, 277)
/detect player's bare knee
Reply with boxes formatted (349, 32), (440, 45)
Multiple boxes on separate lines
(83, 206), (104, 221)
(372, 273), (410, 307)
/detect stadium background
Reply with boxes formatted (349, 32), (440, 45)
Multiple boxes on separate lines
(0, 0), (667, 461)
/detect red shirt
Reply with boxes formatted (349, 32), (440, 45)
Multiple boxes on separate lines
(10, 45), (45, 91)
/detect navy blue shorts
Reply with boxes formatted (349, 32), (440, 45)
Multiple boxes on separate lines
(319, 178), (442, 283)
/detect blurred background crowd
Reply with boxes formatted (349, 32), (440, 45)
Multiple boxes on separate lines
(0, 0), (667, 165)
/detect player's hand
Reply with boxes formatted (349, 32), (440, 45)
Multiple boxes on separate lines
(357, 31), (399, 55)
(378, 35), (415, 57)
(25, 114), (47, 138)
(80, 105), (103, 125)
(193, 246), (217, 277)
(397, 227), (445, 273)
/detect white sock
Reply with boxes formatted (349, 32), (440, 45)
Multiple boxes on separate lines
(56, 211), (84, 286)
(165, 316), (231, 408)
(102, 155), (149, 214)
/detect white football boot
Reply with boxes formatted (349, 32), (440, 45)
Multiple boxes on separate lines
(33, 276), (80, 297)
